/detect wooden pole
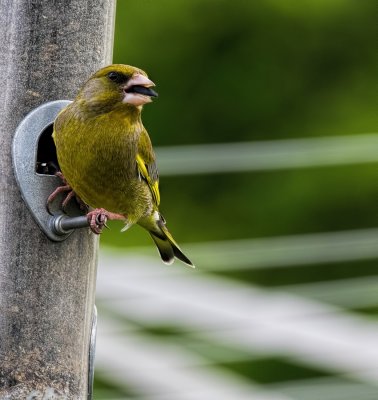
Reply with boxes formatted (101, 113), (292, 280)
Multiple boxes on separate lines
(0, 0), (116, 398)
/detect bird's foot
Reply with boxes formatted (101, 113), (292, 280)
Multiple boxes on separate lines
(86, 208), (126, 235)
(47, 172), (87, 214)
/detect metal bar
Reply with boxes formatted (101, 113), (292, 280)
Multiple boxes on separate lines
(52, 214), (91, 235)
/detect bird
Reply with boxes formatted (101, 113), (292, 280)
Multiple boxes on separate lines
(51, 64), (194, 267)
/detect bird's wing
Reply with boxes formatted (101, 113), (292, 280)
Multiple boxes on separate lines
(136, 129), (160, 206)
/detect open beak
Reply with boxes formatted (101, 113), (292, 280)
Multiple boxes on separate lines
(123, 74), (158, 106)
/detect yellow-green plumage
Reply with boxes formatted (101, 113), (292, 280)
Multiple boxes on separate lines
(53, 64), (193, 267)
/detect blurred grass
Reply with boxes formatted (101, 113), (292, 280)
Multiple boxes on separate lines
(212, 259), (378, 287)
(217, 358), (332, 384)
(93, 373), (136, 399)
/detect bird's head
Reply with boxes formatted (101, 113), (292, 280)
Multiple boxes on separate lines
(77, 64), (158, 113)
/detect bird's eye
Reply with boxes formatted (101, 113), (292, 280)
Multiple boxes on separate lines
(107, 71), (127, 83)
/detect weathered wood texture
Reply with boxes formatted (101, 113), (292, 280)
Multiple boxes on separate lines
(0, 1), (116, 398)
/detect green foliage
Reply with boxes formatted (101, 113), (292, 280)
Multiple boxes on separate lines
(114, 0), (377, 145)
(218, 357), (331, 383)
(99, 0), (378, 244)
(93, 372), (136, 399)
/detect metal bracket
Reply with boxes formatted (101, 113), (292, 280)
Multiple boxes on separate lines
(12, 100), (90, 241)
(87, 305), (97, 400)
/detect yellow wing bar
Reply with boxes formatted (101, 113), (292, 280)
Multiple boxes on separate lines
(136, 153), (160, 206)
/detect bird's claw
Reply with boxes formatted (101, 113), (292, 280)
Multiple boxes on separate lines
(46, 184), (72, 215)
(47, 172), (88, 215)
(86, 209), (126, 234)
(87, 208), (109, 234)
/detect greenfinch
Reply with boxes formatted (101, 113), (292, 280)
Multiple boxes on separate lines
(52, 64), (193, 267)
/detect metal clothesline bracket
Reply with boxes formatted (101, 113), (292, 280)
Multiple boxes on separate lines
(12, 100), (91, 241)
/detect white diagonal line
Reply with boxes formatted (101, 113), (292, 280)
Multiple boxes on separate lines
(155, 134), (378, 175)
(127, 228), (378, 270)
(97, 252), (378, 384)
(96, 316), (291, 400)
(280, 276), (378, 308)
(266, 377), (378, 400)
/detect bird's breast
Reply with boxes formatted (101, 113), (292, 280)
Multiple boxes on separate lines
(55, 111), (150, 219)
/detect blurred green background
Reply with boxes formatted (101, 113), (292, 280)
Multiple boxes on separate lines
(102, 0), (377, 247)
(94, 0), (378, 399)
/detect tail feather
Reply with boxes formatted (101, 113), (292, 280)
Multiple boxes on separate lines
(172, 245), (194, 267)
(150, 233), (175, 265)
(145, 212), (194, 268)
